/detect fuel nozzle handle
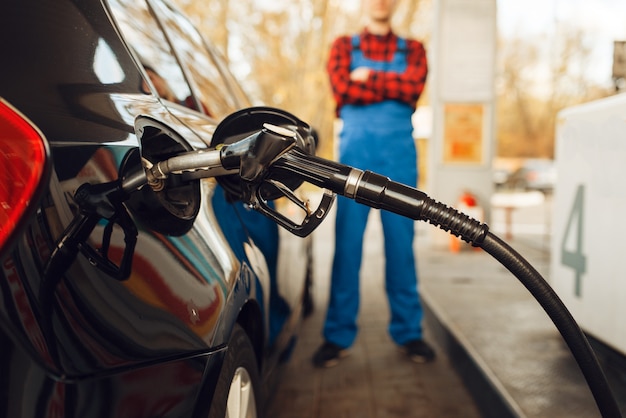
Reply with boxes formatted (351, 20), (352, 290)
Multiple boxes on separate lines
(273, 149), (489, 246)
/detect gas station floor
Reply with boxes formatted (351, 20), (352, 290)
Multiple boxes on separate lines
(266, 205), (626, 418)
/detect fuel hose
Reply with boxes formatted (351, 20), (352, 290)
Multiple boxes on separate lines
(272, 148), (621, 418)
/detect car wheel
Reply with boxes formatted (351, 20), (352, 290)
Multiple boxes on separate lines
(209, 324), (261, 418)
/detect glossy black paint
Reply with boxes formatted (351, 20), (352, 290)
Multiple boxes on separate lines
(0, 0), (309, 416)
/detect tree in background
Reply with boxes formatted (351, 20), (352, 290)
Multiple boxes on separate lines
(496, 24), (614, 159)
(175, 0), (615, 161)
(174, 0), (431, 159)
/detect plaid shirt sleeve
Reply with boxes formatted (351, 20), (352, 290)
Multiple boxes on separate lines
(326, 34), (428, 115)
(372, 39), (428, 106)
(326, 36), (382, 115)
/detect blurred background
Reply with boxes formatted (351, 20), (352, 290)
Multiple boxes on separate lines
(172, 0), (625, 189)
(164, 2), (626, 415)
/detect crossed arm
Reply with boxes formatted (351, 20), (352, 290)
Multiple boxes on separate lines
(326, 35), (428, 113)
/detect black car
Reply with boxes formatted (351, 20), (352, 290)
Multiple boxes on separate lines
(0, 0), (315, 417)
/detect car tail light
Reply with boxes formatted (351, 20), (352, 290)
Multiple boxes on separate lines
(0, 98), (50, 252)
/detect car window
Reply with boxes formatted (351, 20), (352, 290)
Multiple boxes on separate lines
(107, 0), (200, 112)
(148, 0), (250, 118)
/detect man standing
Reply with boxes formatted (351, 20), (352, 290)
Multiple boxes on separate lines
(313, 0), (435, 368)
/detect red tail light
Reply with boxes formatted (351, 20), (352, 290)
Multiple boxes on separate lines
(0, 98), (50, 251)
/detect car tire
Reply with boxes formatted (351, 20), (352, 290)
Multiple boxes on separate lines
(208, 324), (261, 418)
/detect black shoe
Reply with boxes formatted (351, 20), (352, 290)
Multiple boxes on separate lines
(402, 339), (435, 363)
(312, 341), (348, 368)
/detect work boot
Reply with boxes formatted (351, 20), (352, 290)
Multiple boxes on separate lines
(312, 341), (349, 368)
(401, 339), (436, 363)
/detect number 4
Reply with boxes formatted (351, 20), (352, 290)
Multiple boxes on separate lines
(560, 184), (587, 297)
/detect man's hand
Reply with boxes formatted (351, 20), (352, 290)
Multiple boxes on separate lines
(350, 67), (371, 82)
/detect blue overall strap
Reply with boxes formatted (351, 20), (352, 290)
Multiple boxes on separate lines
(351, 34), (408, 54)
(396, 37), (407, 53)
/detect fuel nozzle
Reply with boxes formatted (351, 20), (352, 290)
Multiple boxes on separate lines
(221, 123), (296, 183)
(223, 123), (335, 237)
(207, 107), (336, 236)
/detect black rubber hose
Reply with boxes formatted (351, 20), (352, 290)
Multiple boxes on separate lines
(480, 232), (621, 418)
(357, 174), (621, 416)
(273, 150), (621, 416)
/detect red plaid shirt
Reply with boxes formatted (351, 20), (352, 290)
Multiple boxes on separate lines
(327, 29), (428, 116)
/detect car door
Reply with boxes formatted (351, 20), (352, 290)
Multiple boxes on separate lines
(111, 0), (310, 354)
(149, 2), (314, 351)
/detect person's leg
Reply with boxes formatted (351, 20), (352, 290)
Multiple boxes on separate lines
(373, 129), (424, 346)
(381, 199), (435, 363)
(381, 210), (422, 345)
(323, 196), (370, 348)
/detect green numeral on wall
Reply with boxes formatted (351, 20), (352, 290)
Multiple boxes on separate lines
(560, 184), (587, 297)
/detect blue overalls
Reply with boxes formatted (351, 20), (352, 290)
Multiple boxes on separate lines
(323, 35), (423, 348)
